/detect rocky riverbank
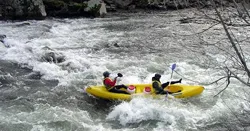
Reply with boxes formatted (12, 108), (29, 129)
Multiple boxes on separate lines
(0, 0), (103, 20)
(0, 0), (245, 20)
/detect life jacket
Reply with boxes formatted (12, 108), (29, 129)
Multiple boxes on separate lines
(152, 80), (162, 93)
(152, 80), (161, 87)
(103, 77), (114, 90)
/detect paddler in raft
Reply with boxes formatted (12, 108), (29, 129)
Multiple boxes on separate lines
(103, 71), (129, 94)
(152, 74), (182, 94)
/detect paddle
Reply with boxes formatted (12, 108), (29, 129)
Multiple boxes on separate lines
(168, 64), (177, 87)
(170, 64), (176, 80)
(165, 63), (176, 100)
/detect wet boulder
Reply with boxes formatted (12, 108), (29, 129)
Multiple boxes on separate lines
(42, 52), (65, 63)
(43, 0), (102, 17)
(26, 72), (42, 79)
(0, 35), (10, 48)
(40, 47), (65, 64)
(0, 35), (6, 43)
(0, 0), (46, 20)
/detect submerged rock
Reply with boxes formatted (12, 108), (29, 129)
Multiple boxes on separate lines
(26, 72), (42, 79)
(42, 52), (65, 63)
(0, 35), (6, 43)
(0, 35), (9, 48)
(40, 46), (65, 64)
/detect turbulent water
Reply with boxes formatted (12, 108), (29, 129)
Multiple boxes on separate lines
(1, 8), (250, 131)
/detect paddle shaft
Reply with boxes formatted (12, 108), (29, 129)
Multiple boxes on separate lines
(165, 64), (176, 100)
(168, 64), (176, 87)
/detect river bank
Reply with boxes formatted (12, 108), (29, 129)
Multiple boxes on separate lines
(0, 0), (238, 20)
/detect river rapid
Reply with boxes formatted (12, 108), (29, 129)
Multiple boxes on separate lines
(0, 8), (250, 131)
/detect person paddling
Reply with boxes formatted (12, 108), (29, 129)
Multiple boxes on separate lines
(152, 74), (182, 94)
(103, 71), (129, 94)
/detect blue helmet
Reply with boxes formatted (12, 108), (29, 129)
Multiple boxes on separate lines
(103, 71), (110, 77)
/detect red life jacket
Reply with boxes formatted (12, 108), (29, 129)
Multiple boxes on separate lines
(103, 77), (115, 90)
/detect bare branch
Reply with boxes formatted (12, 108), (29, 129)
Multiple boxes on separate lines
(221, 98), (248, 131)
(205, 76), (227, 85)
(242, 0), (250, 19)
(214, 68), (231, 97)
(211, 0), (250, 79)
(230, 70), (250, 86)
(197, 7), (250, 27)
(231, 94), (250, 103)
(232, 0), (250, 25)
(197, 8), (222, 23)
(180, 22), (220, 36)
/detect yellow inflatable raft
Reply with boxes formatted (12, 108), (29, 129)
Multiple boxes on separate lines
(85, 83), (204, 101)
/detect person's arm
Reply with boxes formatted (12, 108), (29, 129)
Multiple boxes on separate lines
(113, 77), (117, 84)
(153, 82), (164, 92)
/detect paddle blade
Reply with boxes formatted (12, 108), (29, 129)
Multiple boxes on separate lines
(171, 64), (176, 71)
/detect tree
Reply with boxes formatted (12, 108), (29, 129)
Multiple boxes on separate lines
(179, 0), (250, 96)
(209, 0), (250, 96)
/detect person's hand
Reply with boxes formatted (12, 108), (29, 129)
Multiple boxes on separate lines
(117, 73), (123, 77)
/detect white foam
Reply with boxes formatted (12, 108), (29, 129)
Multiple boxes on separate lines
(0, 13), (250, 130)
(0, 104), (103, 130)
(106, 97), (206, 129)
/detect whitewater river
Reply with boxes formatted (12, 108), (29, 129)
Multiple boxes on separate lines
(0, 8), (250, 131)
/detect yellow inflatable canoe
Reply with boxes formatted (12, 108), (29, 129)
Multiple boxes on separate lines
(85, 84), (204, 101)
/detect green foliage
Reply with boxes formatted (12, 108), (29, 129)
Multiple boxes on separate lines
(59, 0), (88, 3)
(89, 4), (101, 17)
(70, 0), (88, 2)
(43, 0), (100, 17)
(134, 0), (149, 7)
(68, 2), (87, 12)
(61, 0), (70, 3)
(71, 2), (87, 8)
(43, 0), (66, 9)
